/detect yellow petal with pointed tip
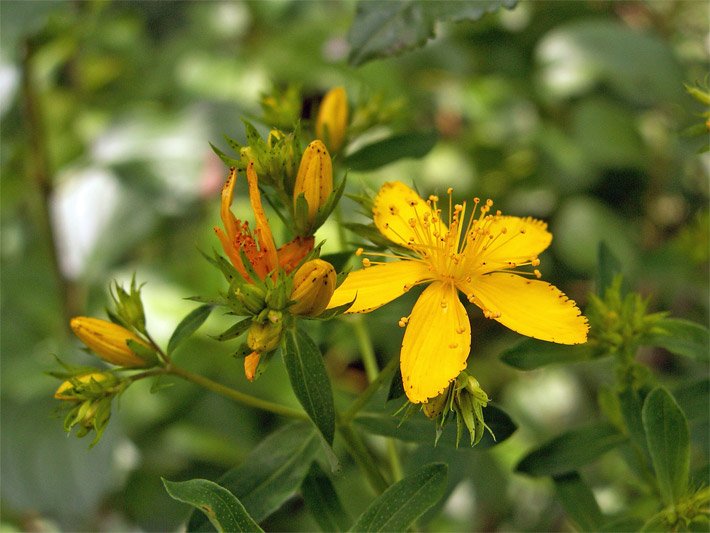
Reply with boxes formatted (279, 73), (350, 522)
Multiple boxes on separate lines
(401, 282), (470, 403)
(373, 181), (444, 250)
(462, 273), (588, 344)
(467, 216), (552, 272)
(327, 260), (432, 314)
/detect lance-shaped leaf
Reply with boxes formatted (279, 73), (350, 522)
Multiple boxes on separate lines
(188, 422), (320, 530)
(516, 422), (627, 476)
(500, 339), (590, 370)
(168, 305), (214, 355)
(355, 404), (516, 449)
(349, 463), (448, 532)
(552, 472), (604, 532)
(282, 327), (336, 444)
(163, 478), (263, 533)
(343, 131), (438, 171)
(642, 387), (690, 506)
(301, 463), (351, 532)
(347, 0), (517, 66)
(642, 317), (709, 361)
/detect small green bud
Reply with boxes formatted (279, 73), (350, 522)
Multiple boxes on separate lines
(234, 284), (266, 315)
(247, 321), (284, 353)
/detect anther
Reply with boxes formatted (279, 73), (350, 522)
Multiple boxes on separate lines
(534, 269), (542, 279)
(355, 247), (364, 256)
(362, 258), (371, 267)
(531, 257), (540, 266)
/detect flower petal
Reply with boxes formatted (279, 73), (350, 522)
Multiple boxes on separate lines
(463, 216), (551, 273)
(462, 273), (588, 344)
(401, 282), (471, 403)
(326, 260), (432, 313)
(247, 162), (279, 279)
(277, 235), (315, 273)
(373, 181), (445, 250)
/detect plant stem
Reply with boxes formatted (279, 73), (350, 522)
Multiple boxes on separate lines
(21, 38), (81, 327)
(352, 315), (379, 382)
(336, 422), (389, 494)
(340, 355), (398, 425)
(166, 364), (309, 420)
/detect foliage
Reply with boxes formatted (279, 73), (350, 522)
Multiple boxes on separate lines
(1, 1), (708, 531)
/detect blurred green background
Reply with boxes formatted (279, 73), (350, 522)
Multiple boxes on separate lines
(1, 1), (707, 530)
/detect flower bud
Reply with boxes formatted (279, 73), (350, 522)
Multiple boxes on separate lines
(247, 321), (284, 353)
(234, 284), (266, 315)
(244, 352), (260, 382)
(289, 259), (336, 317)
(293, 141), (332, 231)
(316, 87), (348, 153)
(70, 317), (155, 368)
(54, 372), (113, 401)
(422, 388), (450, 419)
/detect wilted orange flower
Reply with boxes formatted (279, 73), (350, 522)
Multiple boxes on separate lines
(214, 162), (313, 282)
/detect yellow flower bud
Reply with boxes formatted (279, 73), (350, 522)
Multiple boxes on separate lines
(70, 317), (153, 368)
(316, 87), (348, 152)
(293, 141), (333, 229)
(54, 372), (111, 400)
(247, 321), (283, 353)
(244, 351), (260, 382)
(289, 259), (336, 317)
(422, 389), (450, 419)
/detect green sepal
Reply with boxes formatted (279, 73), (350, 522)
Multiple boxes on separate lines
(125, 339), (160, 367)
(214, 317), (253, 341)
(210, 141), (242, 169)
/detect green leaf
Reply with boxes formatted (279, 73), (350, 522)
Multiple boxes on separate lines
(673, 379), (709, 422)
(282, 327), (336, 444)
(355, 404), (516, 449)
(162, 478), (263, 533)
(343, 131), (438, 171)
(536, 19), (685, 105)
(642, 317), (709, 361)
(188, 422), (320, 530)
(516, 422), (627, 476)
(347, 0), (517, 66)
(167, 304), (214, 355)
(349, 463), (448, 532)
(596, 241), (623, 296)
(552, 472), (604, 532)
(213, 317), (253, 342)
(642, 387), (690, 505)
(301, 463), (351, 532)
(499, 338), (590, 370)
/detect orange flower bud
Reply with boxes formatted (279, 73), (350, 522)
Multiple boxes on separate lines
(293, 141), (333, 230)
(70, 317), (154, 368)
(289, 259), (336, 317)
(244, 352), (260, 382)
(316, 87), (348, 152)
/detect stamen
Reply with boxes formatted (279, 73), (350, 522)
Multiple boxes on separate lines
(398, 316), (410, 328)
(355, 247), (363, 256)
(362, 258), (371, 267)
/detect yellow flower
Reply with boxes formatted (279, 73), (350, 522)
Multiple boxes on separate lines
(215, 163), (314, 281)
(327, 181), (588, 403)
(70, 317), (153, 367)
(316, 87), (348, 152)
(293, 140), (333, 230)
(289, 259), (336, 317)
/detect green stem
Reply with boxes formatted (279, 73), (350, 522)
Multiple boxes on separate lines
(336, 423), (389, 494)
(386, 440), (404, 482)
(21, 38), (81, 327)
(166, 364), (309, 420)
(340, 355), (398, 425)
(352, 316), (378, 382)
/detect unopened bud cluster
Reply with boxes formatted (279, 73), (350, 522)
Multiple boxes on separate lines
(423, 371), (493, 447)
